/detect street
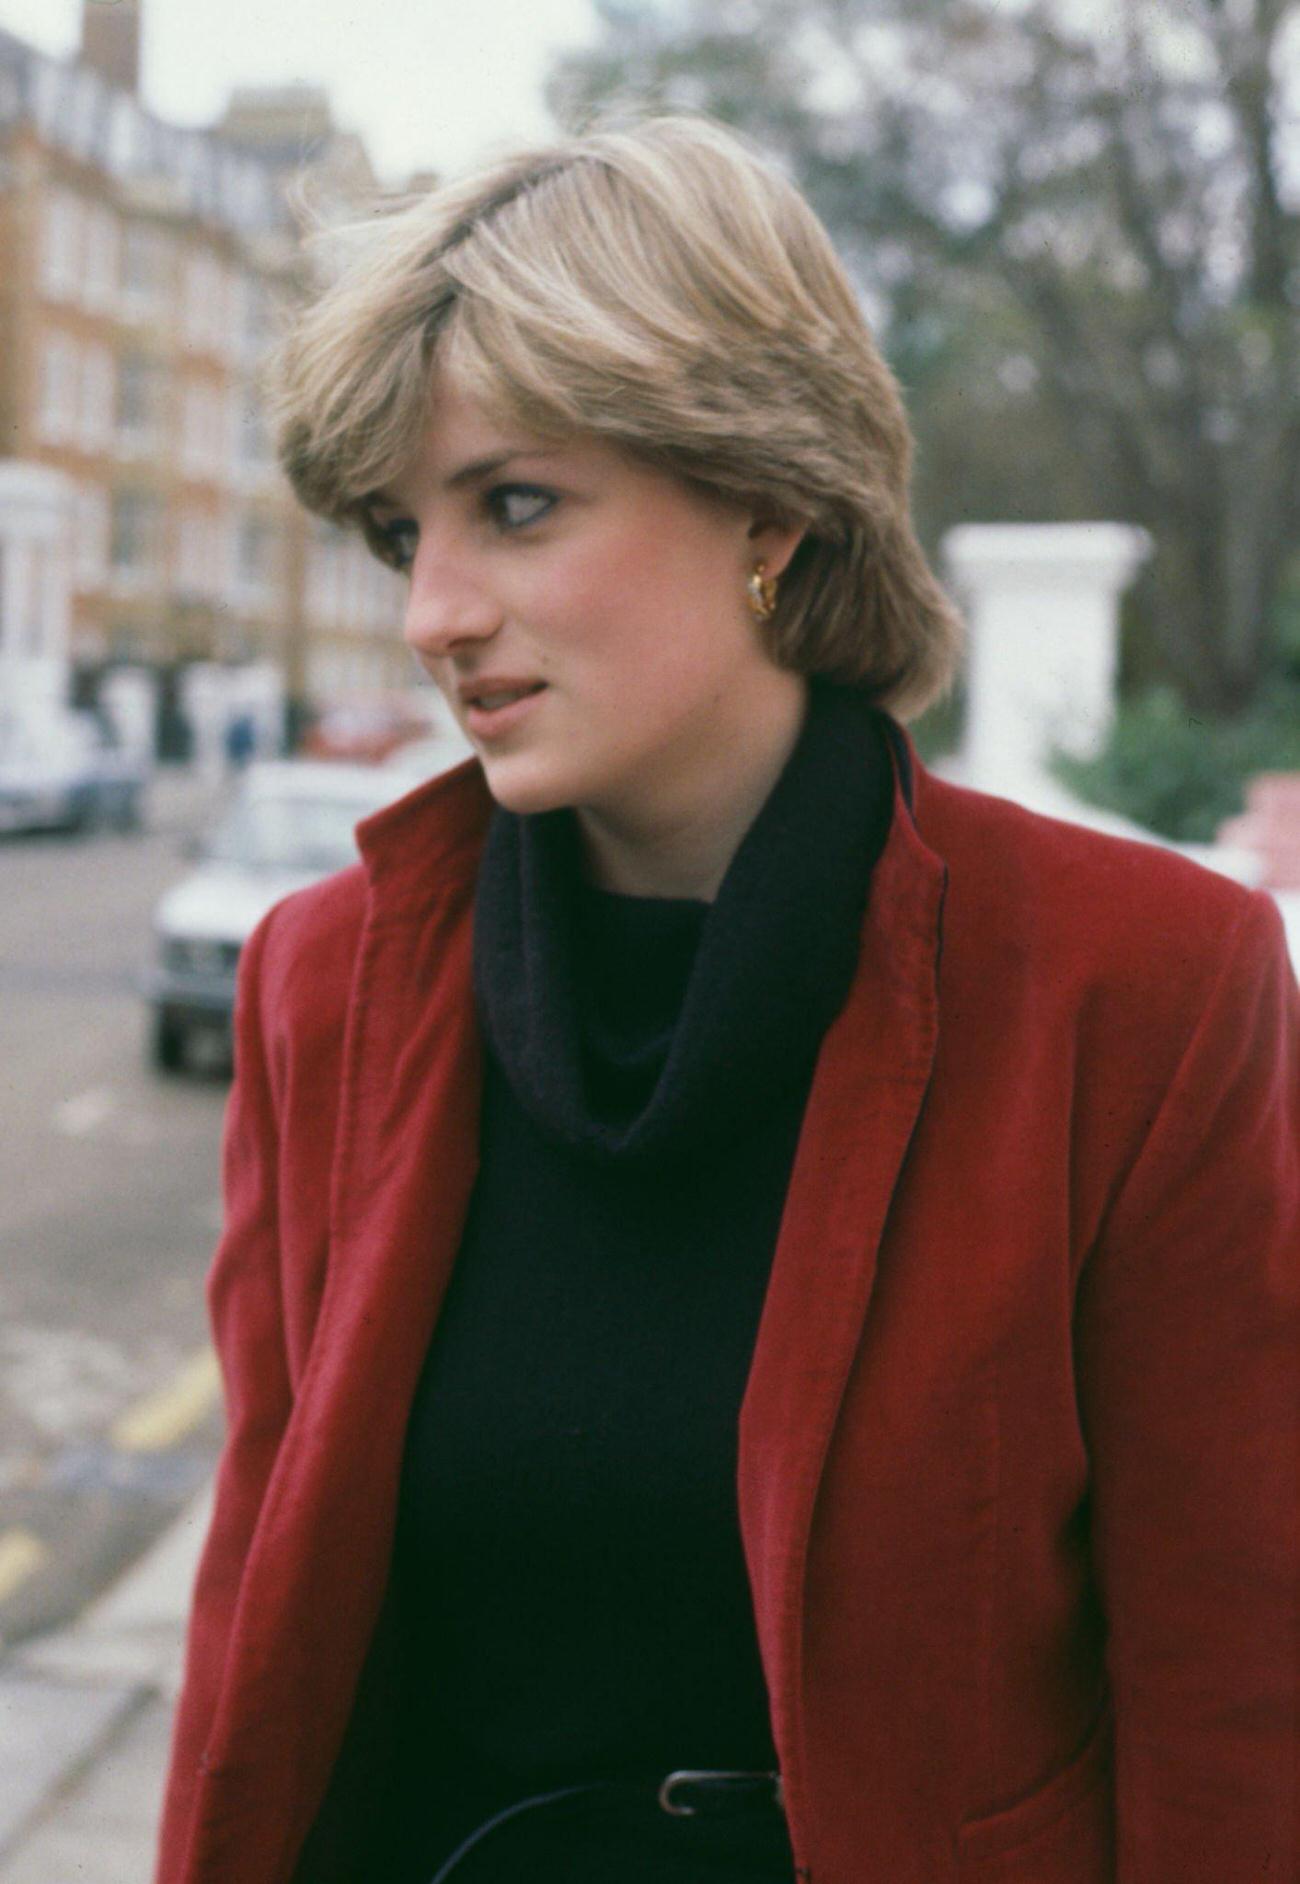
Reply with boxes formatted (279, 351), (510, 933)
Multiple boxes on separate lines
(0, 774), (229, 1649)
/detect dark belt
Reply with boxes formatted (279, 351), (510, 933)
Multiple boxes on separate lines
(428, 1767), (785, 1882)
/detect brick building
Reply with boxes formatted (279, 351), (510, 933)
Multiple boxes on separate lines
(0, 1), (414, 750)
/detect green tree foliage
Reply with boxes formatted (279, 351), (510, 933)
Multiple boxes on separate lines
(548, 0), (1300, 716)
(1053, 678), (1300, 841)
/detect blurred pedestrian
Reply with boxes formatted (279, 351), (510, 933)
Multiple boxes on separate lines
(223, 708), (256, 772)
(156, 117), (1299, 1884)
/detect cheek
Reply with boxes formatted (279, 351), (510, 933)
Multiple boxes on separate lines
(510, 513), (744, 698)
(535, 536), (646, 635)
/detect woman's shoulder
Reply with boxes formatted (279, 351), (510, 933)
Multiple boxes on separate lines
(915, 769), (1285, 1031)
(920, 767), (1253, 927)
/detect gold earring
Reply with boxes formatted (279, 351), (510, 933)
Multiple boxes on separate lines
(746, 560), (779, 622)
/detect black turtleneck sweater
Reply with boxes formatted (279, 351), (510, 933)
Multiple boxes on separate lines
(391, 682), (896, 1881)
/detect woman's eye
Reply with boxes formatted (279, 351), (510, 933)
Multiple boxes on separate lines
(380, 520), (419, 571)
(487, 485), (555, 530)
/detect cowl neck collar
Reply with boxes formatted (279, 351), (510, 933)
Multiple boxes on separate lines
(471, 679), (896, 1168)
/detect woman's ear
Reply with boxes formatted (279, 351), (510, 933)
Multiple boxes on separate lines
(746, 514), (807, 582)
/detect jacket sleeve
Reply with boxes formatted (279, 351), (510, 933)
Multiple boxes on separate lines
(154, 908), (294, 1884)
(1073, 888), (1299, 1881)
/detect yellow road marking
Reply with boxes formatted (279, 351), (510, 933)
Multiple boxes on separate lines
(0, 1529), (47, 1604)
(110, 1348), (221, 1453)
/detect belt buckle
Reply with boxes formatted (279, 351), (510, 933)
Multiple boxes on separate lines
(657, 1768), (784, 1818)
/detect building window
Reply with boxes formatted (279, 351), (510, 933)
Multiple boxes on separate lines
(307, 522), (346, 628)
(363, 551), (404, 630)
(69, 67), (104, 162)
(342, 537), (366, 627)
(182, 251), (228, 354)
(180, 381), (225, 477)
(121, 222), (168, 311)
(110, 490), (160, 577)
(116, 351), (162, 447)
(231, 381), (272, 472)
(74, 485), (111, 588)
(238, 276), (275, 363)
(85, 205), (119, 311)
(235, 514), (277, 595)
(79, 345), (115, 451)
(31, 60), (66, 142)
(40, 188), (82, 303)
(177, 505), (223, 597)
(38, 335), (79, 443)
(107, 96), (141, 177)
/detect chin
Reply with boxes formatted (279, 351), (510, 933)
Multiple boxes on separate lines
(477, 753), (583, 818)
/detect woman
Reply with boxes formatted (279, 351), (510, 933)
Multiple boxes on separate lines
(156, 117), (1298, 1884)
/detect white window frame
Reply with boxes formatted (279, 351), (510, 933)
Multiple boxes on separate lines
(40, 188), (82, 304)
(79, 344), (115, 452)
(38, 334), (79, 444)
(84, 205), (119, 312)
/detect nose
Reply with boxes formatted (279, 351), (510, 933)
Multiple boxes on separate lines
(402, 533), (503, 664)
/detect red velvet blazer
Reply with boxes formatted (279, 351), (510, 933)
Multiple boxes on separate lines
(156, 735), (1299, 1884)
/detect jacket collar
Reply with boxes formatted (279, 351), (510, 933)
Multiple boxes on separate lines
(355, 752), (493, 912)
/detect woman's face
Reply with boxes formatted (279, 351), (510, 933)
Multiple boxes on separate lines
(368, 369), (804, 846)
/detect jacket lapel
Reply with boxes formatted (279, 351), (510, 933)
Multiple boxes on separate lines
(737, 740), (947, 1848)
(303, 764), (493, 1528)
(198, 766), (494, 1850)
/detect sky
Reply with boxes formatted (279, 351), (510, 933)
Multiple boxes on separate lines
(0, 0), (601, 184)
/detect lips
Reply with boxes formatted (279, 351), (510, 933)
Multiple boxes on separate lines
(461, 681), (548, 739)
(474, 684), (546, 710)
(457, 678), (547, 709)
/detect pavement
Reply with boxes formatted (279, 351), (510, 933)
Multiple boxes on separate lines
(0, 1484), (210, 1882)
(0, 761), (222, 1883)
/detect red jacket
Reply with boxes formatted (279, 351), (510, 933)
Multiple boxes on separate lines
(157, 736), (1299, 1884)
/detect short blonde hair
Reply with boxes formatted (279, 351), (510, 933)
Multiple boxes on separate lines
(269, 114), (963, 717)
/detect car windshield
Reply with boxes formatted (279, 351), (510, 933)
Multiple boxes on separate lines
(204, 791), (376, 873)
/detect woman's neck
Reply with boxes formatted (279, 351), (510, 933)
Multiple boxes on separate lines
(574, 672), (810, 902)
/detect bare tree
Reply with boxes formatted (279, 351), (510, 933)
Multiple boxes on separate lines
(550, 0), (1300, 713)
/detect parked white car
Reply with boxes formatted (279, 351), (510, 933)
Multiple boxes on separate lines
(0, 708), (148, 835)
(144, 760), (415, 1072)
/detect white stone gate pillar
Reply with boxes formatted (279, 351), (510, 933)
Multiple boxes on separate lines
(0, 462), (77, 721)
(942, 522), (1152, 802)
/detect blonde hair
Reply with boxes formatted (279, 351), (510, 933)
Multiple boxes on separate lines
(268, 114), (964, 717)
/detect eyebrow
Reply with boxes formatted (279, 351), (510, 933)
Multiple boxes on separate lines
(369, 449), (563, 510)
